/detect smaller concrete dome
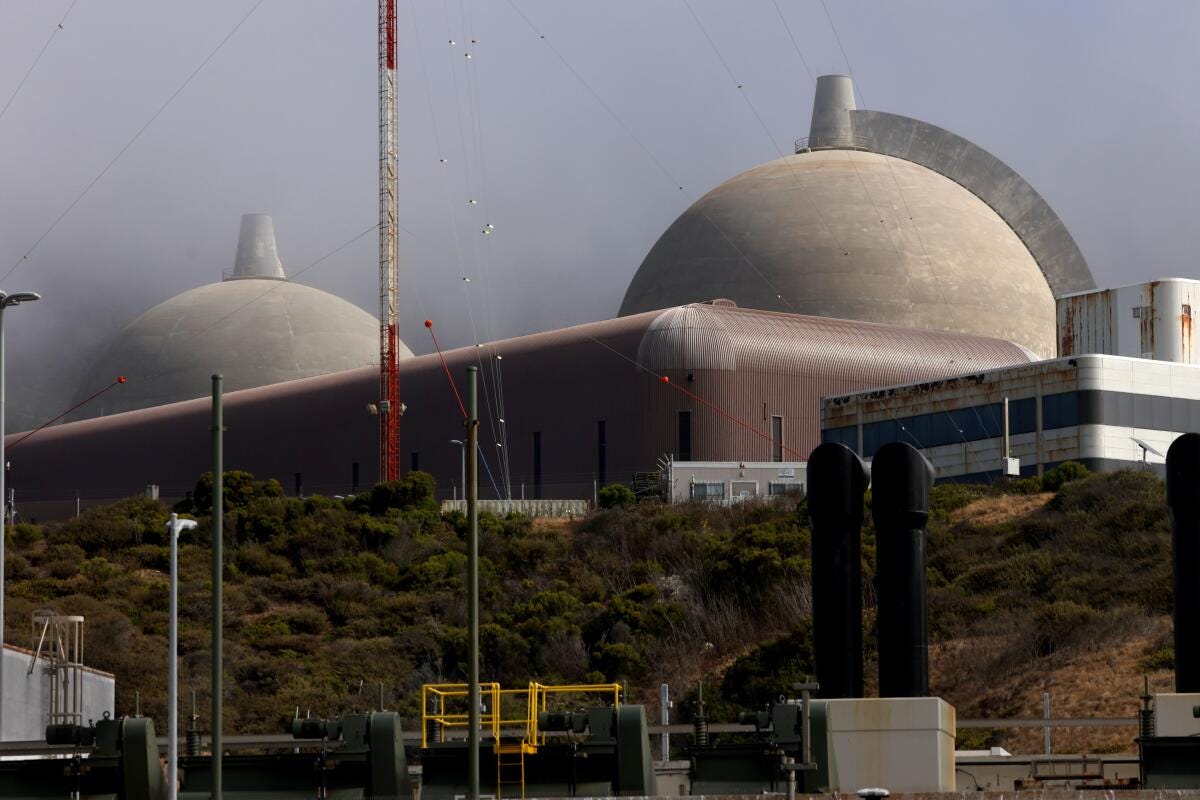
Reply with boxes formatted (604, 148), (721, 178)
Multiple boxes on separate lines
(72, 216), (412, 418)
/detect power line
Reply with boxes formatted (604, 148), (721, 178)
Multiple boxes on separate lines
(679, 0), (853, 280)
(818, 0), (858, 93)
(769, 0), (815, 85)
(503, 0), (686, 192)
(0, 0), (80, 127)
(1, 0), (266, 284)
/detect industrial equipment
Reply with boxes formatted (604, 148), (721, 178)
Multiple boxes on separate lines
(0, 711), (408, 800)
(0, 716), (163, 800)
(177, 711), (409, 799)
(688, 685), (820, 795)
(419, 682), (653, 799)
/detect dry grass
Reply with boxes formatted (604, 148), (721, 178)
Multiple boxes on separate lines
(931, 615), (1172, 754)
(951, 492), (1054, 526)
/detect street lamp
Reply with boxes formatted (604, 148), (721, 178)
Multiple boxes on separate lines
(0, 290), (39, 743)
(450, 440), (465, 503)
(166, 512), (198, 800)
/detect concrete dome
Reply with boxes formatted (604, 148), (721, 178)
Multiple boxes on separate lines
(619, 75), (1094, 359)
(72, 215), (411, 418)
(620, 149), (1058, 356)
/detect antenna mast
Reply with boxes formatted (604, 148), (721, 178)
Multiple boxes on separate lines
(378, 0), (400, 482)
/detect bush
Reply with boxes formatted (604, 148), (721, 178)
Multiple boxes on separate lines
(597, 484), (635, 509)
(1042, 461), (1090, 492)
(370, 472), (438, 514)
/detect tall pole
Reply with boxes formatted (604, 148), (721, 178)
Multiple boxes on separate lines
(0, 303), (7, 743)
(0, 290), (39, 743)
(211, 375), (223, 800)
(378, 0), (400, 482)
(466, 366), (480, 800)
(167, 513), (196, 800)
(169, 513), (179, 800)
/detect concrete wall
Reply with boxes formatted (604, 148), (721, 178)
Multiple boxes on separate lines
(2, 645), (115, 742)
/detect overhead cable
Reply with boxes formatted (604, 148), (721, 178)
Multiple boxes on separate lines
(0, 0), (81, 127)
(1, 0), (266, 283)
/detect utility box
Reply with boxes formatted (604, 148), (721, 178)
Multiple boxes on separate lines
(1002, 457), (1020, 477)
(819, 697), (956, 793)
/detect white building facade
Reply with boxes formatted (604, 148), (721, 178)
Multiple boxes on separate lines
(821, 355), (1200, 482)
(2, 644), (115, 742)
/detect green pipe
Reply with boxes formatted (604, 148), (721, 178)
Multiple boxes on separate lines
(211, 374), (223, 800)
(466, 366), (479, 800)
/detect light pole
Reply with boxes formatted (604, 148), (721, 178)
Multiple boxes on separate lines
(450, 439), (465, 504)
(0, 290), (39, 743)
(166, 512), (197, 800)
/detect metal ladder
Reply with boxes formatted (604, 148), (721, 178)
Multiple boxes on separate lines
(495, 740), (532, 799)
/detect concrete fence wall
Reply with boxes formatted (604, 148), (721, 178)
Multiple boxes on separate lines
(440, 499), (590, 517)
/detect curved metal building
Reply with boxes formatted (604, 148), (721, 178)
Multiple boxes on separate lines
(10, 303), (1033, 515)
(619, 75), (1094, 359)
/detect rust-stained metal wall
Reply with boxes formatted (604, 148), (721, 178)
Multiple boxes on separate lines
(5, 305), (1033, 517)
(1058, 279), (1200, 363)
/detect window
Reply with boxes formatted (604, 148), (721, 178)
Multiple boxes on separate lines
(533, 431), (542, 499)
(351, 462), (360, 494)
(771, 416), (783, 462)
(768, 481), (802, 496)
(678, 411), (692, 461)
(1042, 392), (1079, 430)
(822, 425), (856, 449)
(690, 481), (724, 501)
(731, 481), (758, 499)
(1010, 398), (1037, 435)
(410, 451), (419, 471)
(597, 420), (607, 486)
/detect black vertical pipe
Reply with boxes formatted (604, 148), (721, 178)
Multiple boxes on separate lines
(1167, 433), (1200, 692)
(807, 442), (869, 698)
(872, 441), (933, 698)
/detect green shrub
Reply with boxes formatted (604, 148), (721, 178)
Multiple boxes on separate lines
(1042, 461), (1090, 492)
(1029, 601), (1097, 657)
(592, 642), (646, 681)
(10, 523), (41, 548)
(598, 484), (636, 509)
(234, 544), (292, 577)
(1141, 646), (1175, 672)
(369, 472), (438, 514)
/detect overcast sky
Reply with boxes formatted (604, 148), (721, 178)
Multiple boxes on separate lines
(2, 1), (1199, 428)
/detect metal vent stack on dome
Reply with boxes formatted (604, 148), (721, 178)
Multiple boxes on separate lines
(619, 75), (1095, 359)
(68, 216), (412, 420)
(230, 214), (286, 280)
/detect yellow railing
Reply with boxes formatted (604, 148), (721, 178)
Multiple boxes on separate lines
(421, 681), (621, 751)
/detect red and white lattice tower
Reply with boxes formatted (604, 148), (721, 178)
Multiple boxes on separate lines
(378, 0), (400, 482)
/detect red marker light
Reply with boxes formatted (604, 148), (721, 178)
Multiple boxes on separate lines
(424, 319), (433, 328)
(661, 376), (669, 383)
(117, 376), (127, 384)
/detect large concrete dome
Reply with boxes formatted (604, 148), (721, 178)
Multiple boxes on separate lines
(72, 215), (411, 418)
(618, 75), (1094, 359)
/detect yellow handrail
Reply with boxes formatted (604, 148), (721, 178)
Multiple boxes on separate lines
(421, 681), (623, 751)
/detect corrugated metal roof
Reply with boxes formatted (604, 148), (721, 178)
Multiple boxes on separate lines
(637, 303), (1035, 379)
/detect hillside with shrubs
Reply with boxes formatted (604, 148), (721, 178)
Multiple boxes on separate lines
(0, 462), (1175, 753)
